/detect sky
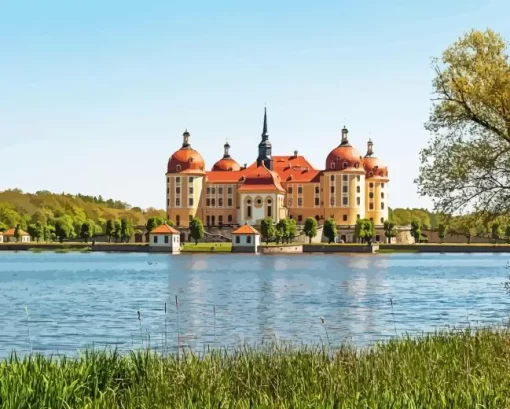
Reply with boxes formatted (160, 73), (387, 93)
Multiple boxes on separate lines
(1, 0), (509, 210)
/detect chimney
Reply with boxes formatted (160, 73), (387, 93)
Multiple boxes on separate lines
(293, 150), (298, 157)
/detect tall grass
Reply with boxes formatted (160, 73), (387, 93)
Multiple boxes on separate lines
(1, 329), (510, 408)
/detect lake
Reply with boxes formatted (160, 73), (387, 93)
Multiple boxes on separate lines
(0, 251), (509, 357)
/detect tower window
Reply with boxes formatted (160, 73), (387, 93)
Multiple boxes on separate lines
(228, 215), (233, 222)
(381, 183), (385, 188)
(369, 203), (374, 210)
(356, 197), (360, 206)
(330, 198), (335, 206)
(381, 202), (385, 210)
(357, 175), (360, 181)
(343, 215), (347, 222)
(356, 186), (360, 193)
(330, 186), (335, 193)
(188, 177), (194, 183)
(288, 186), (293, 194)
(343, 175), (348, 182)
(342, 185), (348, 193)
(369, 192), (374, 199)
(342, 162), (348, 169)
(380, 217), (384, 224)
(176, 177), (181, 184)
(342, 197), (348, 206)
(176, 187), (181, 194)
(298, 215), (303, 222)
(188, 198), (194, 206)
(298, 186), (303, 194)
(176, 165), (181, 172)
(369, 183), (374, 188)
(175, 198), (181, 207)
(381, 192), (385, 199)
(331, 163), (335, 170)
(315, 197), (320, 206)
(315, 186), (320, 194)
(297, 198), (303, 206)
(357, 214), (360, 219)
(227, 198), (233, 207)
(330, 175), (335, 182)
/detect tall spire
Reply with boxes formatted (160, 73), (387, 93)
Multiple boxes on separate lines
(223, 140), (231, 158)
(182, 129), (191, 148)
(262, 107), (268, 140)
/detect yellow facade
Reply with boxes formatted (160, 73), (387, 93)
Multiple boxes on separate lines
(166, 117), (389, 228)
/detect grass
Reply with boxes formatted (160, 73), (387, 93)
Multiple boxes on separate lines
(181, 242), (232, 252)
(1, 329), (510, 408)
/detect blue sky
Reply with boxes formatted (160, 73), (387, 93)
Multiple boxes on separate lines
(1, 0), (509, 210)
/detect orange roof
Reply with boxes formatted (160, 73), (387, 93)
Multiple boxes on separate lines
(237, 164), (285, 193)
(212, 157), (241, 172)
(206, 170), (245, 183)
(151, 224), (180, 235)
(167, 148), (205, 173)
(364, 155), (389, 179)
(2, 228), (29, 236)
(249, 155), (321, 183)
(232, 224), (260, 235)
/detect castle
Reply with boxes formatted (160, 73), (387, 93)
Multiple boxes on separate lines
(165, 109), (389, 237)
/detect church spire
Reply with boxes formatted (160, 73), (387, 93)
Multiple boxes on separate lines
(257, 106), (273, 170)
(262, 106), (268, 139)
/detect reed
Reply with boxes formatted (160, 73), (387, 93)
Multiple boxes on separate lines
(1, 328), (510, 408)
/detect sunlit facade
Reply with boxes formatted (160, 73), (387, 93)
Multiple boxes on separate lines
(165, 109), (389, 228)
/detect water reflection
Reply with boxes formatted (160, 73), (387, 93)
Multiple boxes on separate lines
(0, 251), (509, 357)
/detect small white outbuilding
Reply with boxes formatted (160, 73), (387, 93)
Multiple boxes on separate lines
(231, 223), (261, 253)
(2, 228), (30, 243)
(149, 224), (180, 253)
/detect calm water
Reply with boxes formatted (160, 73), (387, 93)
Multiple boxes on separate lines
(0, 251), (509, 357)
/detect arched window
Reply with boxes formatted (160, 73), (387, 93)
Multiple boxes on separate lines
(228, 215), (233, 223)
(331, 163), (335, 170)
(342, 162), (348, 169)
(176, 165), (181, 172)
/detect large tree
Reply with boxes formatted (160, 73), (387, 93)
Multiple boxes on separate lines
(417, 29), (510, 217)
(323, 218), (337, 244)
(189, 217), (204, 244)
(260, 217), (275, 244)
(303, 217), (318, 243)
(356, 219), (374, 244)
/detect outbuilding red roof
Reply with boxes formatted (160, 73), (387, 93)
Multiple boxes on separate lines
(232, 224), (260, 235)
(151, 224), (180, 235)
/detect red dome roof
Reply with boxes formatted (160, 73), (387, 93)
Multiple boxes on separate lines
(167, 130), (205, 174)
(364, 156), (388, 178)
(212, 157), (241, 171)
(325, 127), (364, 171)
(325, 145), (363, 171)
(363, 140), (388, 178)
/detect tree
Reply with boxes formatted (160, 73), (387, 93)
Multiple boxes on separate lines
(323, 218), (337, 244)
(27, 222), (43, 242)
(450, 214), (479, 244)
(120, 218), (133, 243)
(410, 218), (422, 244)
(491, 222), (502, 243)
(438, 223), (448, 244)
(146, 216), (165, 233)
(383, 220), (397, 243)
(417, 29), (510, 215)
(43, 224), (55, 242)
(14, 224), (21, 242)
(0, 222), (6, 232)
(505, 224), (510, 243)
(303, 217), (318, 243)
(288, 218), (298, 242)
(113, 219), (122, 243)
(105, 219), (115, 243)
(276, 218), (290, 244)
(189, 217), (204, 244)
(260, 217), (275, 244)
(55, 216), (74, 243)
(356, 219), (374, 244)
(80, 220), (95, 243)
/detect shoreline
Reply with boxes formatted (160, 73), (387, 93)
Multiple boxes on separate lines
(2, 242), (510, 254)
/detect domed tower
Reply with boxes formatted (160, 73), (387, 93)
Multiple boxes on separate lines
(212, 141), (241, 171)
(363, 139), (389, 226)
(322, 126), (366, 227)
(166, 130), (206, 227)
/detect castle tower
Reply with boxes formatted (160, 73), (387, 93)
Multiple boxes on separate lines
(256, 107), (273, 170)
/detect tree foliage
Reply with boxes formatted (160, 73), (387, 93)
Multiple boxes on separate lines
(55, 216), (74, 243)
(303, 217), (318, 244)
(80, 220), (95, 243)
(383, 220), (397, 243)
(410, 218), (422, 243)
(276, 219), (290, 244)
(323, 218), (337, 244)
(417, 29), (510, 215)
(356, 219), (374, 244)
(438, 223), (448, 243)
(189, 217), (205, 244)
(260, 217), (275, 244)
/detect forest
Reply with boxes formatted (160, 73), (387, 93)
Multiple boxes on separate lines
(0, 189), (166, 242)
